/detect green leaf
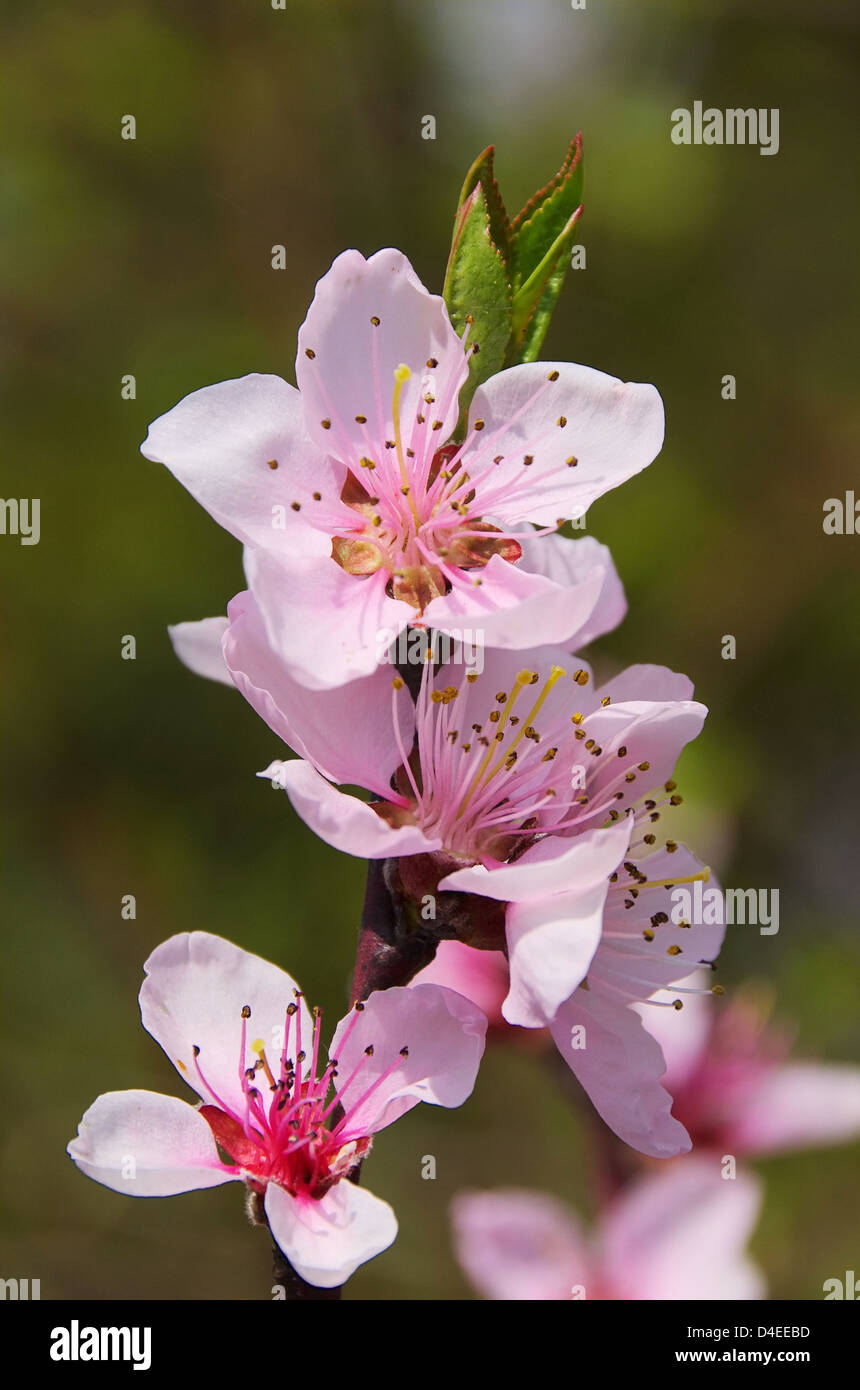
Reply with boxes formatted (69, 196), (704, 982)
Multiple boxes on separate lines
(443, 182), (513, 429)
(507, 134), (584, 362)
(510, 133), (582, 277)
(455, 144), (512, 268)
(509, 206), (583, 363)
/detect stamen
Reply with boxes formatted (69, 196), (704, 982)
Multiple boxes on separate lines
(612, 866), (711, 893)
(479, 665), (567, 787)
(392, 364), (421, 530)
(456, 668), (535, 816)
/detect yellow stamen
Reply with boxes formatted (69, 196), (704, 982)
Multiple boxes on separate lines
(457, 669), (535, 817)
(392, 364), (421, 530)
(619, 866), (711, 892)
(252, 1040), (276, 1088)
(481, 665), (567, 785)
(458, 666), (567, 819)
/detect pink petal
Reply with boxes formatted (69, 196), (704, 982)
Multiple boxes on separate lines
(423, 549), (607, 652)
(464, 362), (664, 526)
(600, 1157), (765, 1300)
(551, 990), (691, 1157)
(67, 1089), (236, 1196)
(245, 545), (413, 690)
(503, 878), (616, 1030)
(728, 1062), (860, 1156)
(141, 374), (337, 553)
(265, 1180), (397, 1289)
(261, 758), (440, 860)
(451, 1189), (590, 1300)
(517, 531), (627, 648)
(169, 616), (233, 685)
(330, 984), (487, 1137)
(596, 662), (695, 703)
(589, 846), (725, 1005)
(633, 973), (713, 1094)
(578, 694), (707, 808)
(439, 816), (631, 904)
(411, 941), (509, 1029)
(295, 247), (468, 460)
(139, 931), (312, 1112)
(224, 590), (413, 792)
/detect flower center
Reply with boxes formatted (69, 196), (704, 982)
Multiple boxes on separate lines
(382, 665), (693, 867)
(194, 997), (405, 1201)
(330, 365), (522, 611)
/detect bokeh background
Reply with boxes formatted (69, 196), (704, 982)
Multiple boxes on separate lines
(2, 0), (858, 1299)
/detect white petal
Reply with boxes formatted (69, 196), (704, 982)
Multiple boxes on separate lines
(67, 1090), (236, 1196)
(265, 1180), (397, 1289)
(142, 374), (337, 553)
(330, 984), (487, 1136)
(169, 616), (232, 685)
(295, 247), (467, 460)
(139, 932), (312, 1112)
(465, 362), (664, 526)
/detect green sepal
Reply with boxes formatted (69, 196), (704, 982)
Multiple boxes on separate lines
(443, 181), (513, 431)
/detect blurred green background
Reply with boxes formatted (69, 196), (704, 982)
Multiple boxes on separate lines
(2, 0), (858, 1299)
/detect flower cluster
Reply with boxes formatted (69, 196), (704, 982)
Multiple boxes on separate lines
(67, 183), (860, 1297)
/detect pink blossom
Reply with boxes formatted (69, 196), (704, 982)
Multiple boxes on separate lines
(171, 617), (719, 1156)
(638, 976), (860, 1157)
(415, 844), (724, 1158)
(67, 932), (486, 1288)
(255, 643), (709, 1031)
(143, 248), (662, 689)
(452, 1159), (765, 1300)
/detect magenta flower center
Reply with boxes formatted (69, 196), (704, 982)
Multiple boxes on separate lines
(193, 997), (404, 1201)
